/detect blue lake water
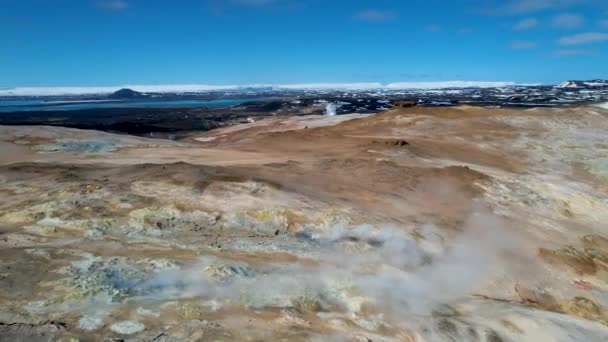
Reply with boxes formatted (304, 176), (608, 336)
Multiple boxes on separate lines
(0, 98), (267, 113)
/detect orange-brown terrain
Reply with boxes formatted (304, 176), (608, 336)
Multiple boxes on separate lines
(1, 105), (608, 341)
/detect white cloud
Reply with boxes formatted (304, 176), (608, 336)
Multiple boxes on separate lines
(229, 0), (302, 10)
(510, 40), (538, 48)
(558, 32), (608, 45)
(553, 48), (593, 56)
(207, 0), (300, 14)
(385, 81), (519, 89)
(270, 83), (385, 90)
(481, 0), (600, 15)
(0, 81), (524, 96)
(352, 10), (397, 22)
(97, 0), (128, 11)
(551, 13), (584, 28)
(513, 17), (539, 30)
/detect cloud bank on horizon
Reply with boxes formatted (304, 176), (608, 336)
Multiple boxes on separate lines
(0, 81), (526, 96)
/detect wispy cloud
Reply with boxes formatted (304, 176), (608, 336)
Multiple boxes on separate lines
(352, 10), (397, 22)
(97, 0), (128, 11)
(480, 0), (596, 15)
(553, 48), (594, 56)
(558, 32), (608, 45)
(458, 28), (474, 34)
(513, 17), (539, 30)
(509, 40), (538, 48)
(551, 13), (584, 28)
(207, 0), (303, 15)
(505, 0), (588, 14)
(233, 0), (304, 10)
(231, 0), (282, 6)
(425, 24), (443, 32)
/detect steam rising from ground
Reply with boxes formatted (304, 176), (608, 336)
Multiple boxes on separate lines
(139, 208), (514, 318)
(325, 103), (338, 116)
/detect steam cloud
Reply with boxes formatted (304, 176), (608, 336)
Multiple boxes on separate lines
(325, 103), (338, 116)
(138, 208), (514, 318)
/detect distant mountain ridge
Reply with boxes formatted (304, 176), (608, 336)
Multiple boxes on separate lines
(558, 80), (608, 89)
(1, 80), (607, 97)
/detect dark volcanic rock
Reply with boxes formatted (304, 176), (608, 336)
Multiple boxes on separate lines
(392, 100), (417, 108)
(238, 100), (285, 112)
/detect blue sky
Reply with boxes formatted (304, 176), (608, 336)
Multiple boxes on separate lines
(1, 0), (608, 86)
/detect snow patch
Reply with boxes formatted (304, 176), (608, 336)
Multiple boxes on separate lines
(558, 81), (579, 88)
(110, 321), (145, 335)
(584, 82), (608, 87)
(594, 102), (608, 110)
(194, 137), (217, 143)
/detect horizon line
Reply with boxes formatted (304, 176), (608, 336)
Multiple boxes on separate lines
(0, 81), (547, 96)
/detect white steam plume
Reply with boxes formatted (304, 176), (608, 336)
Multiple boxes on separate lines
(325, 103), (337, 116)
(137, 208), (515, 318)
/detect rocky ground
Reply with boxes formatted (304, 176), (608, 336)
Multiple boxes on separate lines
(1, 104), (608, 341)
